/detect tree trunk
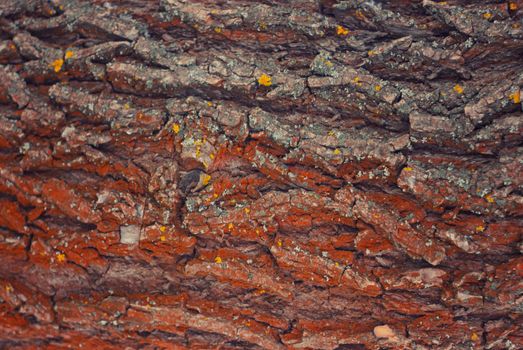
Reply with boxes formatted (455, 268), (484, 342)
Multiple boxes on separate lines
(1, 0), (522, 349)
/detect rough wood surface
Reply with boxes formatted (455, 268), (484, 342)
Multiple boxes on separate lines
(0, 0), (522, 349)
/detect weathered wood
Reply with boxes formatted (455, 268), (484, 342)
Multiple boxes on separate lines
(0, 0), (522, 349)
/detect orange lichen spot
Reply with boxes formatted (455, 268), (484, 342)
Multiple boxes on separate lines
(227, 223), (234, 230)
(244, 207), (251, 214)
(277, 239), (282, 247)
(214, 27), (222, 34)
(483, 12), (492, 20)
(335, 262), (340, 267)
(51, 58), (64, 73)
(453, 84), (464, 94)
(509, 2), (518, 11)
(160, 235), (166, 242)
(56, 253), (66, 263)
(484, 194), (495, 203)
(475, 225), (485, 232)
(470, 332), (480, 342)
(64, 50), (74, 59)
(257, 73), (272, 87)
(509, 90), (521, 103)
(355, 10), (365, 20)
(336, 25), (349, 36)
(213, 193), (219, 198)
(404, 167), (413, 171)
(256, 289), (266, 295)
(214, 256), (222, 264)
(202, 174), (211, 186)
(160, 226), (167, 233)
(5, 284), (13, 292)
(374, 84), (382, 92)
(333, 148), (341, 155)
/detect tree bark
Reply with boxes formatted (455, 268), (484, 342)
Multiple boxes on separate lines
(0, 0), (522, 349)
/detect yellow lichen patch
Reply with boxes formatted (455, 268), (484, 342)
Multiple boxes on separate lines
(404, 167), (413, 171)
(453, 84), (464, 94)
(257, 73), (272, 87)
(475, 225), (485, 232)
(214, 27), (222, 34)
(160, 226), (167, 233)
(209, 153), (215, 160)
(214, 256), (222, 264)
(509, 90), (521, 104)
(244, 207), (250, 214)
(259, 21), (267, 30)
(195, 146), (201, 157)
(328, 130), (336, 136)
(56, 253), (66, 263)
(207, 101), (213, 107)
(336, 25), (349, 36)
(59, 5), (64, 10)
(201, 173), (211, 186)
(227, 223), (234, 230)
(483, 12), (492, 20)
(160, 235), (166, 242)
(484, 194), (495, 203)
(333, 148), (341, 155)
(355, 10), (365, 20)
(51, 58), (64, 73)
(277, 239), (282, 247)
(124, 103), (131, 110)
(64, 50), (74, 59)
(509, 2), (518, 11)
(368, 50), (376, 57)
(353, 76), (362, 86)
(335, 262), (339, 267)
(374, 84), (382, 92)
(172, 123), (180, 134)
(470, 332), (480, 342)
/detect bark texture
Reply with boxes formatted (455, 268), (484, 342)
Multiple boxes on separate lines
(1, 0), (522, 349)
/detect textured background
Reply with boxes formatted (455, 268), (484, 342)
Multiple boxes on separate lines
(0, 0), (522, 349)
